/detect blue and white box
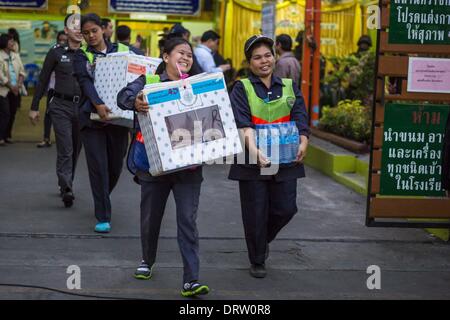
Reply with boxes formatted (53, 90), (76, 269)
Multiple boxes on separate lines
(139, 72), (243, 175)
(92, 54), (161, 128)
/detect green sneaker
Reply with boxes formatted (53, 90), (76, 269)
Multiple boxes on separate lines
(181, 281), (210, 297)
(134, 261), (153, 280)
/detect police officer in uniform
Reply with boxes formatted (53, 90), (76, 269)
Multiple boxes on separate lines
(73, 13), (130, 233)
(229, 35), (310, 278)
(29, 14), (83, 208)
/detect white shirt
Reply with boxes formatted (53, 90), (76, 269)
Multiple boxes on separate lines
(194, 44), (222, 73)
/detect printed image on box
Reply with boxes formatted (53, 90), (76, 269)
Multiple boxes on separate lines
(165, 105), (225, 150)
(138, 72), (243, 176)
(91, 54), (161, 127)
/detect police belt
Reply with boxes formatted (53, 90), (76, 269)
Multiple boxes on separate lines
(53, 92), (81, 103)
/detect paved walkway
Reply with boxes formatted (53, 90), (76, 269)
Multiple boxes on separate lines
(1, 143), (450, 299)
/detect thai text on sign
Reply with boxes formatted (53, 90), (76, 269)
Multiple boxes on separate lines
(389, 0), (450, 45)
(380, 103), (449, 197)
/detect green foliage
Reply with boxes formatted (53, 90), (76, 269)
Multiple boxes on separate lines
(318, 99), (372, 143)
(321, 51), (375, 108)
(347, 51), (376, 105)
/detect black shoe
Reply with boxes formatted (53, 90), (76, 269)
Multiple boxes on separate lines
(37, 140), (51, 148)
(0, 140), (6, 146)
(5, 138), (13, 144)
(62, 190), (74, 208)
(134, 261), (153, 280)
(181, 281), (210, 297)
(250, 264), (266, 278)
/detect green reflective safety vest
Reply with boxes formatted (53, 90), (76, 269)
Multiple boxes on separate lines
(241, 78), (296, 125)
(145, 74), (160, 85)
(80, 42), (129, 64)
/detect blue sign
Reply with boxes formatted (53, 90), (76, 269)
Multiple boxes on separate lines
(0, 0), (47, 9)
(192, 78), (225, 95)
(147, 88), (181, 105)
(109, 0), (200, 15)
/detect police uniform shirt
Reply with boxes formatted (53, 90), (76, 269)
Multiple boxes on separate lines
(73, 41), (125, 129)
(228, 72), (310, 181)
(31, 43), (81, 111)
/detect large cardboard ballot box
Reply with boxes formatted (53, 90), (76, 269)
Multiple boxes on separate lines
(92, 53), (161, 127)
(138, 72), (243, 176)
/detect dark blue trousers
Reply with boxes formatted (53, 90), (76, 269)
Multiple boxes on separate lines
(43, 90), (54, 140)
(81, 125), (128, 222)
(239, 179), (298, 265)
(0, 96), (10, 141)
(48, 97), (81, 192)
(140, 180), (201, 284)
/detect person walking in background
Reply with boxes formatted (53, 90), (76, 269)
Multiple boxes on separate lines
(116, 25), (144, 55)
(117, 38), (210, 298)
(133, 34), (144, 51)
(29, 15), (83, 208)
(194, 30), (230, 73)
(0, 34), (12, 146)
(229, 35), (309, 279)
(274, 34), (301, 85)
(166, 23), (203, 74)
(7, 28), (20, 53)
(293, 31), (303, 63)
(73, 13), (131, 233)
(101, 18), (114, 43)
(37, 31), (68, 149)
(355, 35), (372, 57)
(213, 51), (235, 90)
(0, 33), (25, 145)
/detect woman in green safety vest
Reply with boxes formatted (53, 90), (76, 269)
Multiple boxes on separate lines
(229, 35), (310, 279)
(117, 38), (210, 298)
(73, 13), (130, 234)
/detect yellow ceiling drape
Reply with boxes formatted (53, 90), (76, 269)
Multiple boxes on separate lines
(223, 0), (368, 66)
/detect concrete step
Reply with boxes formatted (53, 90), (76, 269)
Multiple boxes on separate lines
(334, 172), (368, 196)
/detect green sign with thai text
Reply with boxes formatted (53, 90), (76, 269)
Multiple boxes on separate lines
(380, 103), (449, 196)
(389, 0), (450, 45)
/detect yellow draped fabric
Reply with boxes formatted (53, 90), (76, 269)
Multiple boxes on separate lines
(223, 0), (371, 66)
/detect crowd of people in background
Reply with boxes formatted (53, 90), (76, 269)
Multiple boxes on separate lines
(0, 28), (25, 146)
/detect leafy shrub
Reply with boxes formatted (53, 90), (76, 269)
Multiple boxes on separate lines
(318, 99), (372, 143)
(321, 51), (375, 108)
(347, 52), (376, 106)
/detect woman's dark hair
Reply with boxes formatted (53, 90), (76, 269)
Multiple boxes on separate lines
(101, 18), (111, 28)
(155, 38), (198, 77)
(0, 33), (12, 50)
(56, 31), (67, 42)
(8, 28), (19, 42)
(7, 28), (20, 51)
(81, 13), (102, 29)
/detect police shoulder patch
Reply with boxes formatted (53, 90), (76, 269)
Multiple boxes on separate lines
(286, 96), (296, 108)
